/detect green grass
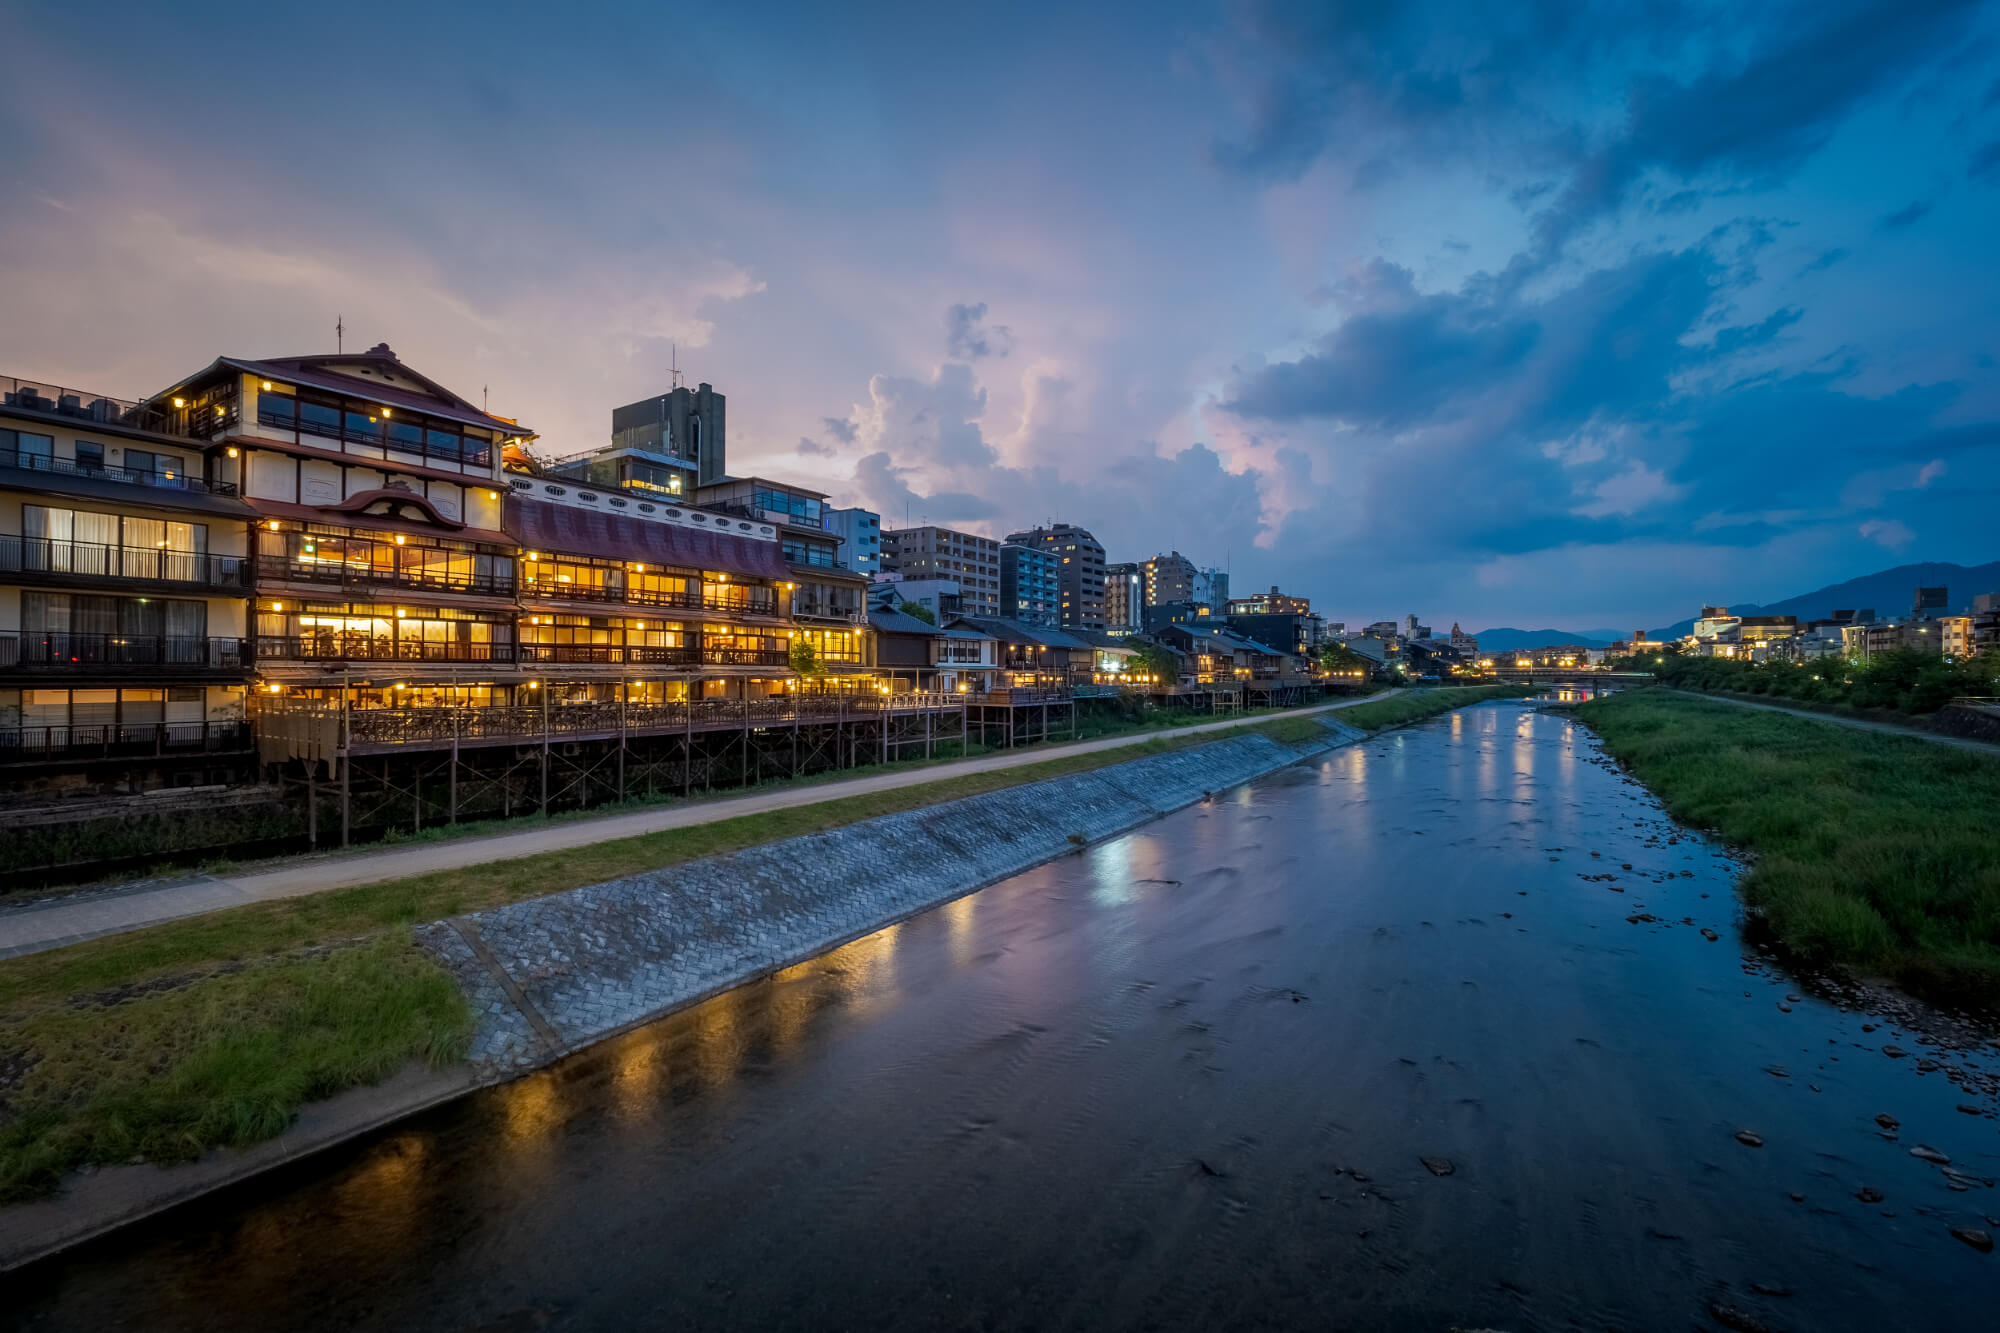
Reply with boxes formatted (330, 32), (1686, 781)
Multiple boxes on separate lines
(1575, 691), (2000, 1000)
(1336, 684), (1536, 731)
(0, 702), (1375, 1201)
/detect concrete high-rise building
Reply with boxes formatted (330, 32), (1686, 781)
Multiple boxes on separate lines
(881, 525), (1001, 618)
(1140, 551), (1198, 607)
(1001, 542), (1060, 626)
(1195, 567), (1229, 615)
(1103, 561), (1142, 633)
(826, 506), (881, 576)
(595, 382), (727, 491)
(1005, 523), (1106, 629)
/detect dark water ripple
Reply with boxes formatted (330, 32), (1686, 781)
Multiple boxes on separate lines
(9, 700), (1999, 1332)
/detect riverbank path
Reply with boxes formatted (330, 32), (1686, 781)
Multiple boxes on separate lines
(0, 692), (1402, 961)
(1664, 689), (2000, 757)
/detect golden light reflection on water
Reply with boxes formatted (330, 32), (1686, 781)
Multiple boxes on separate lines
(942, 893), (978, 968)
(498, 1070), (567, 1153)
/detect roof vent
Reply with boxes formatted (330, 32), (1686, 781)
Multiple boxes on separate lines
(367, 342), (397, 359)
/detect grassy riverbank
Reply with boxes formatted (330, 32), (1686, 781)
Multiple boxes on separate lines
(0, 705), (1382, 1202)
(1575, 691), (2000, 999)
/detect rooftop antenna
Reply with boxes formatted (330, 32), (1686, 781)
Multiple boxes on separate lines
(335, 314), (344, 353)
(670, 343), (684, 391)
(483, 385), (489, 413)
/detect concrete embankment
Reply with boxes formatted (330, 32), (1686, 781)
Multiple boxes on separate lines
(0, 716), (1366, 1272)
(418, 720), (1368, 1072)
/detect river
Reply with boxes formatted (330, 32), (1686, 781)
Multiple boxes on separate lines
(9, 698), (1998, 1330)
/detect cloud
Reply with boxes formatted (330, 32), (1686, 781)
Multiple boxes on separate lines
(1859, 517), (1916, 549)
(795, 436), (836, 457)
(1879, 199), (1934, 229)
(1572, 461), (1685, 519)
(944, 301), (1012, 360)
(1972, 139), (2000, 182)
(821, 416), (858, 444)
(1798, 247), (1848, 275)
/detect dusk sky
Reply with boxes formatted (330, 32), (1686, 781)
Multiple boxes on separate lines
(4, 0), (1996, 630)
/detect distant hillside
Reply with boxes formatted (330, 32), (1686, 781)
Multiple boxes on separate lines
(1470, 627), (1621, 652)
(1646, 560), (2000, 639)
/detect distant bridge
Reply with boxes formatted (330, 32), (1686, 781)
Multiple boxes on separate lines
(1480, 669), (1655, 685)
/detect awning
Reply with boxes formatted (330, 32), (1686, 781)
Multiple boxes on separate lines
(504, 496), (788, 581)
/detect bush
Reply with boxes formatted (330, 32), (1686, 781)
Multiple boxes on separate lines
(1627, 648), (1998, 717)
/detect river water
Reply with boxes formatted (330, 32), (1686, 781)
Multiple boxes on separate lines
(10, 698), (1999, 1331)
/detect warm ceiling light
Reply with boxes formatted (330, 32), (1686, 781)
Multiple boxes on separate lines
(268, 520), (280, 530)
(395, 609), (407, 618)
(381, 408), (392, 417)
(261, 381), (273, 390)
(226, 447), (239, 458)
(270, 601), (283, 611)
(394, 535), (406, 545)
(172, 397), (185, 408)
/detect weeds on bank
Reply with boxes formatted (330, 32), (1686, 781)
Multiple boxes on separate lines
(1575, 691), (2000, 1000)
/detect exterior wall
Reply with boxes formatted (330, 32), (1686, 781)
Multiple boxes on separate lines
(881, 526), (1001, 617)
(1006, 524), (1106, 629)
(1001, 543), (1060, 625)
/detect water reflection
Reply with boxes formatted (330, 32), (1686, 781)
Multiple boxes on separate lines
(12, 700), (1994, 1333)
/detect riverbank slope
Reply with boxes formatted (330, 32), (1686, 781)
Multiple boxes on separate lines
(1574, 691), (2000, 1000)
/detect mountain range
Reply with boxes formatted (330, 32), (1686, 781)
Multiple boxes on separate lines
(1472, 560), (2000, 651)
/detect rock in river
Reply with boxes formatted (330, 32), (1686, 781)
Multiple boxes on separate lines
(1735, 1130), (1764, 1148)
(1910, 1145), (1951, 1165)
(1951, 1226), (1993, 1253)
(1421, 1156), (1455, 1177)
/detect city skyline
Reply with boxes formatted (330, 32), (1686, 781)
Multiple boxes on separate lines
(3, 0), (1996, 629)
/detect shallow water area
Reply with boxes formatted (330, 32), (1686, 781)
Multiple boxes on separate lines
(10, 699), (1998, 1331)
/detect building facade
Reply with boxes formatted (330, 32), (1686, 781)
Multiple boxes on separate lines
(826, 506), (881, 576)
(880, 526), (1001, 618)
(1000, 542), (1059, 626)
(3, 373), (258, 798)
(1006, 523), (1106, 629)
(605, 383), (726, 489)
(1226, 586), (1309, 616)
(1140, 551), (1197, 607)
(1103, 561), (1142, 633)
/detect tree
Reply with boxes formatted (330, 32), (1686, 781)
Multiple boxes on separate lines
(899, 600), (936, 625)
(789, 637), (826, 680)
(1126, 639), (1179, 685)
(1318, 641), (1368, 676)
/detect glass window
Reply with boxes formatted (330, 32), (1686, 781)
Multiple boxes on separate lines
(459, 428), (491, 466)
(4, 430), (54, 463)
(389, 421), (426, 452)
(426, 428), (460, 460)
(74, 441), (104, 470)
(344, 409), (382, 443)
(298, 397), (342, 437)
(258, 393), (296, 428)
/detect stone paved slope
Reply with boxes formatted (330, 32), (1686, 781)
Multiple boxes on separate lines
(418, 727), (1359, 1071)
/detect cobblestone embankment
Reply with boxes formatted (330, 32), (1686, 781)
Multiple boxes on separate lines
(417, 720), (1367, 1071)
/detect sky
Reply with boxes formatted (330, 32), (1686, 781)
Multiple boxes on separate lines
(2, 0), (1996, 630)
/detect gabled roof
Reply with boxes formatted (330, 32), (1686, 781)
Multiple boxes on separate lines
(1062, 627), (1135, 650)
(953, 617), (1092, 650)
(157, 345), (531, 438)
(869, 607), (944, 636)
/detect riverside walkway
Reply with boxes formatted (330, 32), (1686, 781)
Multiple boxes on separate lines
(1666, 689), (2000, 757)
(0, 692), (1397, 961)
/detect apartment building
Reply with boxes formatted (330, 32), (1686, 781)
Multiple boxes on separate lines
(2, 374), (257, 797)
(1005, 523), (1105, 629)
(881, 525), (1001, 618)
(1226, 585), (1309, 616)
(1001, 542), (1060, 626)
(1103, 561), (1142, 633)
(826, 506), (882, 576)
(1141, 551), (1198, 607)
(694, 475), (869, 681)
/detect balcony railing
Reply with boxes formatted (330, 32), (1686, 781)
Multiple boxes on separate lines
(0, 633), (247, 672)
(520, 578), (778, 616)
(3, 537), (246, 588)
(335, 691), (961, 747)
(256, 555), (515, 598)
(0, 721), (253, 765)
(256, 637), (784, 668)
(0, 448), (237, 497)
(5, 375), (184, 437)
(257, 635), (518, 664)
